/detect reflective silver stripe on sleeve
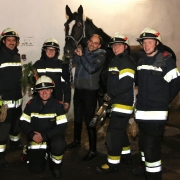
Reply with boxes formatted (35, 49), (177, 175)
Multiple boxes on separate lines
(164, 68), (180, 82)
(56, 114), (68, 125)
(0, 62), (22, 68)
(20, 113), (31, 123)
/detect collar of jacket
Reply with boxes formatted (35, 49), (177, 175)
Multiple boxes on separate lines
(84, 47), (106, 55)
(1, 44), (18, 56)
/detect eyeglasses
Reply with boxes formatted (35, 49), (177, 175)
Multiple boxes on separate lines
(88, 39), (100, 46)
(46, 48), (56, 52)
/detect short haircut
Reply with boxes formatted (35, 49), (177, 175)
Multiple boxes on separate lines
(89, 34), (103, 45)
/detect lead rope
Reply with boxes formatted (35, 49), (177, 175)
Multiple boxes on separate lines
(69, 58), (73, 87)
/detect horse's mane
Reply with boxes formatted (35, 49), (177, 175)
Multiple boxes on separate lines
(85, 17), (111, 49)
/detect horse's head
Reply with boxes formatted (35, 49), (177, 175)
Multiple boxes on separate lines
(64, 5), (85, 58)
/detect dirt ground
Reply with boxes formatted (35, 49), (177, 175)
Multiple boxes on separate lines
(167, 108), (180, 128)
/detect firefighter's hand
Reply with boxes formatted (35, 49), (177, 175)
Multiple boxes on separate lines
(103, 93), (111, 102)
(63, 102), (70, 112)
(33, 131), (43, 143)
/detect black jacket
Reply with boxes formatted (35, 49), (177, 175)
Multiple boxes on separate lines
(33, 56), (71, 103)
(73, 48), (106, 90)
(107, 50), (136, 115)
(20, 96), (67, 142)
(135, 51), (180, 123)
(0, 45), (22, 101)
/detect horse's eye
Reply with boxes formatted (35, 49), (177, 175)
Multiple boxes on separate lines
(77, 22), (82, 27)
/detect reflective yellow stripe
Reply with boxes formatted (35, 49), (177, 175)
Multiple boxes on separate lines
(135, 110), (168, 120)
(112, 104), (133, 114)
(141, 151), (145, 162)
(145, 160), (162, 167)
(0, 62), (21, 68)
(31, 113), (56, 118)
(0, 144), (6, 152)
(28, 141), (47, 149)
(121, 146), (131, 154)
(107, 155), (120, 164)
(50, 154), (63, 164)
(137, 65), (162, 72)
(3, 98), (22, 108)
(164, 68), (180, 82)
(9, 134), (20, 142)
(56, 114), (67, 124)
(109, 67), (119, 72)
(0, 100), (2, 106)
(20, 113), (31, 122)
(119, 68), (135, 79)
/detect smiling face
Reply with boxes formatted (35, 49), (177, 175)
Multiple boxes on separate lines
(38, 89), (53, 101)
(87, 35), (101, 52)
(142, 39), (158, 56)
(3, 37), (17, 50)
(112, 43), (127, 55)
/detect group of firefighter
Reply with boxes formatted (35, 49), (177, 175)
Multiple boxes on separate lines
(0, 27), (179, 180)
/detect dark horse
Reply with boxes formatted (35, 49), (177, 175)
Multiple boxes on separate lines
(63, 5), (176, 104)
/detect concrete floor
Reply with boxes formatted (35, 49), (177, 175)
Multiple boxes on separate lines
(1, 119), (180, 180)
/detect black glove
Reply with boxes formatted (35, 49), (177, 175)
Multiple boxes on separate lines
(103, 93), (111, 102)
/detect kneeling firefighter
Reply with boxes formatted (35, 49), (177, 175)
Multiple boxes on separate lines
(20, 75), (68, 178)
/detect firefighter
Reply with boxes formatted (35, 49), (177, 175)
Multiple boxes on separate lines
(20, 38), (71, 163)
(20, 75), (67, 178)
(133, 27), (180, 180)
(33, 37), (71, 111)
(0, 28), (23, 169)
(96, 32), (136, 174)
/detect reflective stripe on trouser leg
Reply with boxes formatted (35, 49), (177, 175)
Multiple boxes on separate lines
(0, 144), (6, 152)
(141, 151), (145, 162)
(50, 153), (63, 164)
(145, 160), (162, 173)
(107, 155), (120, 164)
(9, 134), (20, 142)
(121, 146), (131, 154)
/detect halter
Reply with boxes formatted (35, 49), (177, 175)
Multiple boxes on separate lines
(65, 20), (86, 48)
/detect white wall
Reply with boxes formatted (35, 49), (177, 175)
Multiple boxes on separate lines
(1, 0), (180, 117)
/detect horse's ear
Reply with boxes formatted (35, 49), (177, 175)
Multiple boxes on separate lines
(77, 5), (83, 15)
(66, 5), (72, 16)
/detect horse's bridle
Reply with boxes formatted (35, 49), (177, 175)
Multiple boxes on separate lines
(65, 20), (86, 48)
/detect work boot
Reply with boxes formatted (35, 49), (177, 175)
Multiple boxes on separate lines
(66, 122), (82, 150)
(10, 140), (23, 150)
(52, 169), (62, 178)
(132, 165), (145, 176)
(0, 158), (10, 169)
(66, 140), (81, 150)
(81, 150), (97, 162)
(96, 163), (119, 174)
(121, 158), (132, 165)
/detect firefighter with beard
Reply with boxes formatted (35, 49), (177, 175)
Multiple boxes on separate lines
(96, 32), (136, 174)
(20, 75), (67, 178)
(0, 28), (23, 169)
(132, 27), (180, 180)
